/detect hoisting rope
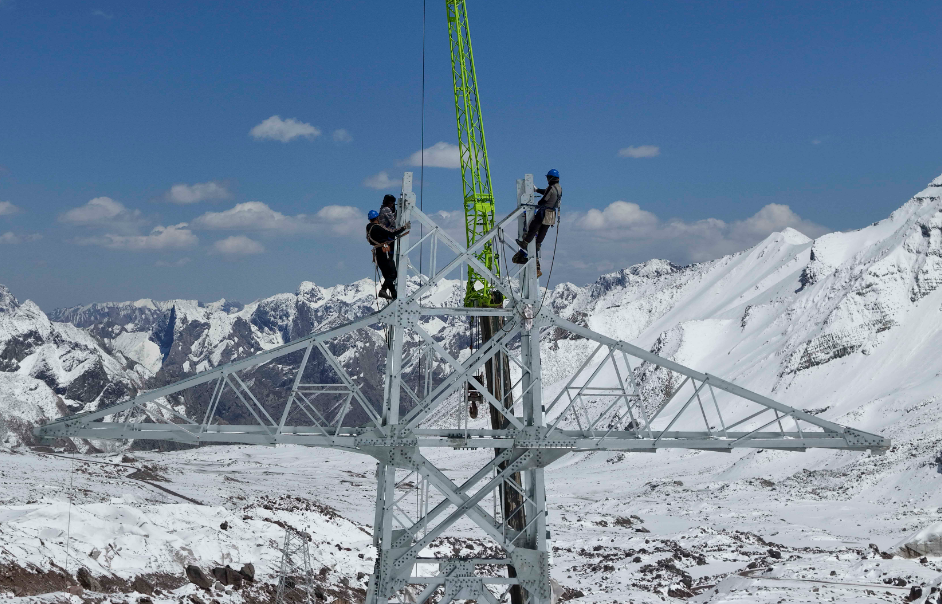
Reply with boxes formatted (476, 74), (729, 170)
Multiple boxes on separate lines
(65, 444), (75, 578)
(533, 215), (560, 319)
(418, 0), (426, 278)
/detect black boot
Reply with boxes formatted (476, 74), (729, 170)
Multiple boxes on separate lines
(515, 238), (528, 249)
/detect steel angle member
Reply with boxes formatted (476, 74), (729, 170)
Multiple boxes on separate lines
(507, 447), (569, 469)
(358, 445), (421, 468)
(510, 548), (551, 601)
(512, 426), (577, 450)
(842, 427), (890, 451)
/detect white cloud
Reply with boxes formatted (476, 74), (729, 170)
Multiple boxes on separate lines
(403, 142), (461, 169)
(576, 201), (659, 231)
(77, 224), (198, 251)
(618, 145), (660, 158)
(249, 115), (321, 143)
(363, 171), (402, 190)
(729, 203), (828, 242)
(192, 201), (363, 237)
(165, 181), (231, 204)
(313, 205), (363, 236)
(0, 201), (20, 216)
(332, 129), (353, 143)
(91, 9), (113, 19)
(212, 235), (265, 256)
(59, 197), (143, 233)
(0, 232), (20, 244)
(552, 200), (830, 277)
(192, 201), (295, 231)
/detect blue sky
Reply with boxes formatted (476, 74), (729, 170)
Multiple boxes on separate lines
(1, 0), (940, 311)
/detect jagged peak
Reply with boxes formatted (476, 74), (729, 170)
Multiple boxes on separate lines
(778, 227), (813, 245)
(296, 281), (320, 296)
(627, 258), (681, 278)
(131, 299), (158, 309)
(930, 173), (942, 187)
(204, 298), (244, 314)
(0, 284), (18, 313)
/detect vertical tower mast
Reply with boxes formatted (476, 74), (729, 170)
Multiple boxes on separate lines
(446, 0), (498, 306)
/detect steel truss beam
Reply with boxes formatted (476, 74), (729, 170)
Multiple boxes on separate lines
(36, 173), (889, 604)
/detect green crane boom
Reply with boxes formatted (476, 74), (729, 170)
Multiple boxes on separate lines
(446, 0), (499, 307)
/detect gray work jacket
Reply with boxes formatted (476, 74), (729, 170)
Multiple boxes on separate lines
(535, 181), (562, 209)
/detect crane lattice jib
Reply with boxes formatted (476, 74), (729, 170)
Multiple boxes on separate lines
(447, 0), (498, 307)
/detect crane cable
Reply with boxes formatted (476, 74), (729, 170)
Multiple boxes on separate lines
(533, 216), (560, 319)
(418, 0), (426, 280)
(65, 445), (75, 579)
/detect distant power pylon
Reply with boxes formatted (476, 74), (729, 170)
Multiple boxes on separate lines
(37, 172), (890, 604)
(274, 527), (315, 604)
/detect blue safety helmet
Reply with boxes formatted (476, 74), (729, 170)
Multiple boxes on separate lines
(368, 209), (380, 221)
(546, 168), (560, 179)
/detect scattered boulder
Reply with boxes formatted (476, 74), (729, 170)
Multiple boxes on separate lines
(869, 543), (894, 559)
(131, 576), (154, 595)
(187, 595), (206, 604)
(212, 565), (244, 588)
(891, 523), (942, 558)
(67, 585), (84, 596)
(76, 567), (102, 592)
(239, 563), (255, 582)
(667, 584), (694, 598)
(768, 549), (782, 559)
(907, 586), (924, 602)
(88, 547), (101, 560)
(138, 598), (153, 604)
(185, 565), (214, 590)
(219, 521), (229, 531)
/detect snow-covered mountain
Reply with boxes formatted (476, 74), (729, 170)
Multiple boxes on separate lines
(4, 173), (942, 602)
(0, 285), (146, 444)
(8, 172), (942, 450)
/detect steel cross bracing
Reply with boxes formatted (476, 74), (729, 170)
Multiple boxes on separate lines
(36, 172), (889, 604)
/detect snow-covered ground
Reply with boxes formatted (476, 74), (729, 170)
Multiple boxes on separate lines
(2, 442), (941, 603)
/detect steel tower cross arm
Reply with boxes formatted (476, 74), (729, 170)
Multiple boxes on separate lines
(447, 0), (499, 306)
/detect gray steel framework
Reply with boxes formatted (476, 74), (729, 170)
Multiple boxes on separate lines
(36, 172), (889, 604)
(275, 527), (316, 604)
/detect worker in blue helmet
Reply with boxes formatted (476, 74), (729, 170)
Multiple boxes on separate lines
(366, 209), (410, 300)
(514, 169), (562, 275)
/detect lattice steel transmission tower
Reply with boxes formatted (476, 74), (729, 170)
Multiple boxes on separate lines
(37, 173), (890, 604)
(274, 527), (315, 604)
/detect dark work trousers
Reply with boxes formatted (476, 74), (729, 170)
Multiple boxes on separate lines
(522, 207), (553, 251)
(375, 248), (398, 298)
